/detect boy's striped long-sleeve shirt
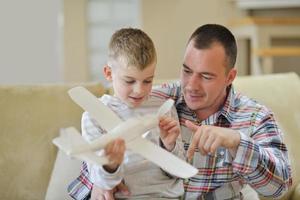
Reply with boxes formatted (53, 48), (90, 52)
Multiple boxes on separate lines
(151, 81), (292, 200)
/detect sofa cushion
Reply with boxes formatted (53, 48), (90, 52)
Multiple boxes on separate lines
(0, 83), (104, 200)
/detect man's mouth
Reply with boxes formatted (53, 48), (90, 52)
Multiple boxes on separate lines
(186, 92), (205, 101)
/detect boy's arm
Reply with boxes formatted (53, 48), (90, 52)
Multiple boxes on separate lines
(82, 111), (124, 190)
(158, 106), (186, 177)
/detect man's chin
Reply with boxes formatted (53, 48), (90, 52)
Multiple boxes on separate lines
(186, 101), (205, 111)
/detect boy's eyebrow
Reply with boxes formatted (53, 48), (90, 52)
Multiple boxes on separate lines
(123, 75), (154, 79)
(182, 64), (216, 77)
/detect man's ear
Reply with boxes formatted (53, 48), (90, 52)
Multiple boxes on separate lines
(103, 65), (112, 81)
(226, 68), (237, 86)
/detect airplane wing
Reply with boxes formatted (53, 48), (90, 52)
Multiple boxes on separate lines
(126, 137), (198, 179)
(64, 86), (198, 178)
(68, 86), (122, 131)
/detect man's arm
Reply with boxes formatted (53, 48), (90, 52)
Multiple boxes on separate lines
(186, 110), (292, 198)
(231, 111), (292, 198)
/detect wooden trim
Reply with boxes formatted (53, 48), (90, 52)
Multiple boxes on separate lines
(231, 17), (300, 26)
(254, 47), (300, 57)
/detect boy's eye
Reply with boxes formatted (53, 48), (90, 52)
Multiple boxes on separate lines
(125, 80), (135, 84)
(144, 80), (153, 84)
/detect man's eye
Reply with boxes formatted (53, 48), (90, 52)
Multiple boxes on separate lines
(184, 70), (191, 74)
(203, 76), (212, 80)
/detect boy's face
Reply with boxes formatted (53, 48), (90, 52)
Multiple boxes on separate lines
(104, 63), (156, 107)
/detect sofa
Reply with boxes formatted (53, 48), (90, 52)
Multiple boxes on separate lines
(0, 72), (299, 200)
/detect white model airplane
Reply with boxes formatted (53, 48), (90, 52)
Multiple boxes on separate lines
(53, 86), (198, 179)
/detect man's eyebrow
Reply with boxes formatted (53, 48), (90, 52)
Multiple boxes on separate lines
(182, 64), (216, 77)
(182, 64), (191, 70)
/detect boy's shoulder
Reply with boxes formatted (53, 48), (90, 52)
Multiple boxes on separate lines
(142, 95), (170, 108)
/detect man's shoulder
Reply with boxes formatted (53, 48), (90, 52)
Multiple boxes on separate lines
(151, 81), (181, 99)
(232, 91), (272, 115)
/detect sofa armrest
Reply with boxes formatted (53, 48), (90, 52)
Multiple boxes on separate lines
(291, 183), (300, 200)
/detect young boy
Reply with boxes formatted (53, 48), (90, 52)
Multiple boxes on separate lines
(68, 28), (185, 200)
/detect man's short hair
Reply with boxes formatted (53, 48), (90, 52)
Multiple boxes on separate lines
(108, 28), (156, 70)
(189, 24), (237, 71)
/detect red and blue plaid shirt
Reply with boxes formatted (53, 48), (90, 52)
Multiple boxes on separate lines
(151, 81), (292, 199)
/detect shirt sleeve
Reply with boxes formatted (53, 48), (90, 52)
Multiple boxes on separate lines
(81, 111), (124, 189)
(232, 108), (292, 198)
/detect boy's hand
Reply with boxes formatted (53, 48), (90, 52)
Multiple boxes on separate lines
(158, 116), (180, 151)
(91, 182), (130, 200)
(103, 138), (126, 173)
(91, 185), (114, 200)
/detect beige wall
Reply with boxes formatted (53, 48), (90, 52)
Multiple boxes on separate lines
(63, 0), (89, 82)
(63, 1), (299, 82)
(0, 0), (62, 84)
(141, 0), (246, 80)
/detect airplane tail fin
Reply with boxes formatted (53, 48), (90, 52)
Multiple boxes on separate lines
(52, 127), (88, 156)
(53, 127), (109, 166)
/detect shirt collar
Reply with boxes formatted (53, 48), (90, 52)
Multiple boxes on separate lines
(219, 85), (237, 124)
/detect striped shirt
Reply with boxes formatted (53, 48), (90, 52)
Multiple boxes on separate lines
(151, 81), (292, 200)
(68, 94), (185, 200)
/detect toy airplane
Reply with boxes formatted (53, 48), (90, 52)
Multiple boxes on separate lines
(53, 86), (198, 179)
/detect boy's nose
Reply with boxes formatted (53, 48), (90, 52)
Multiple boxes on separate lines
(133, 84), (143, 94)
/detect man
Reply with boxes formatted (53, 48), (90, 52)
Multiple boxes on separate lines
(151, 24), (292, 199)
(88, 24), (292, 200)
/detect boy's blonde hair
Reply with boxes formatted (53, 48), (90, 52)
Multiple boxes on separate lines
(107, 28), (156, 70)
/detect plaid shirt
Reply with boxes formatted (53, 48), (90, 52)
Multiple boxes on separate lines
(151, 81), (292, 200)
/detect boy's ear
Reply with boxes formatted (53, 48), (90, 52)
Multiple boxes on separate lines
(103, 65), (112, 81)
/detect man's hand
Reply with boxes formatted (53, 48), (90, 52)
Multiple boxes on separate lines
(185, 120), (241, 160)
(103, 139), (126, 173)
(90, 182), (130, 200)
(159, 116), (180, 151)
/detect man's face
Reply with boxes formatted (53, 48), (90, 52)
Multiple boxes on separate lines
(181, 41), (236, 118)
(105, 63), (156, 108)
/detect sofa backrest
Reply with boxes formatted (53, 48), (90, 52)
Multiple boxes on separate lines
(0, 82), (104, 200)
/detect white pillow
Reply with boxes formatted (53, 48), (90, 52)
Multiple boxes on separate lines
(45, 132), (82, 200)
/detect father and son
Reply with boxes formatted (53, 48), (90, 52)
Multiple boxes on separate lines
(67, 24), (292, 200)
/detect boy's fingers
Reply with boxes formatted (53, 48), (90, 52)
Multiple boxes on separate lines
(117, 182), (131, 196)
(103, 191), (115, 200)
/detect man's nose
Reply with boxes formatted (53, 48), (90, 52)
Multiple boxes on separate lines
(187, 74), (200, 89)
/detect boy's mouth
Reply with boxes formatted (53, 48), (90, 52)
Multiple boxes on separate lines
(129, 96), (144, 103)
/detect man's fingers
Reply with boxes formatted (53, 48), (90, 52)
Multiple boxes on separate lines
(187, 131), (200, 161)
(185, 120), (199, 132)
